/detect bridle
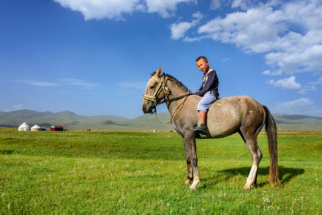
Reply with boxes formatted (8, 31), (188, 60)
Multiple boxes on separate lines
(142, 74), (171, 107)
(142, 74), (191, 124)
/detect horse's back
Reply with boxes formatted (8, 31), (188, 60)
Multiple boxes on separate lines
(207, 95), (264, 138)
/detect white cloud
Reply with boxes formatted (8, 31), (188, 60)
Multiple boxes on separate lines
(231, 0), (254, 10)
(223, 58), (230, 62)
(192, 11), (203, 20)
(210, 0), (222, 10)
(60, 79), (101, 89)
(54, 0), (196, 20)
(58, 91), (70, 94)
(265, 42), (322, 74)
(210, 0), (237, 10)
(210, 0), (264, 11)
(270, 98), (322, 117)
(170, 11), (203, 40)
(197, 4), (289, 50)
(13, 78), (100, 89)
(262, 70), (271, 75)
(268, 75), (318, 94)
(309, 76), (322, 85)
(12, 80), (59, 87)
(185, 1), (322, 75)
(12, 104), (23, 111)
(310, 85), (318, 92)
(170, 21), (197, 40)
(54, 0), (142, 20)
(183, 35), (207, 42)
(145, 0), (197, 18)
(4, 104), (26, 112)
(117, 81), (147, 89)
(268, 76), (304, 94)
(262, 69), (283, 76)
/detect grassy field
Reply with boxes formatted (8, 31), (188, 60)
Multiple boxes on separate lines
(0, 128), (321, 214)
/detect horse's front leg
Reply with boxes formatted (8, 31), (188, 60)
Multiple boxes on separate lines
(182, 137), (193, 185)
(183, 133), (200, 190)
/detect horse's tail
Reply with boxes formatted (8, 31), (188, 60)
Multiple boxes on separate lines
(263, 105), (280, 185)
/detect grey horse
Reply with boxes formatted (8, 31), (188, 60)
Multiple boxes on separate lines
(142, 67), (279, 190)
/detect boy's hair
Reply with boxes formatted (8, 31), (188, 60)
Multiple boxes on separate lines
(196, 56), (208, 62)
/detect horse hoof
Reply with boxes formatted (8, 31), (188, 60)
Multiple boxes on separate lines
(189, 181), (200, 190)
(243, 184), (253, 190)
(183, 179), (191, 185)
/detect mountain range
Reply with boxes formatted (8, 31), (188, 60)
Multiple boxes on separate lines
(0, 109), (173, 131)
(1, 109), (322, 131)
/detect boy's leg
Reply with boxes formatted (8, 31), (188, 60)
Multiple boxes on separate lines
(199, 110), (206, 124)
(194, 92), (216, 135)
(194, 110), (207, 135)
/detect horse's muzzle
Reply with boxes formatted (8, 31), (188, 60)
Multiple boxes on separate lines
(142, 103), (155, 114)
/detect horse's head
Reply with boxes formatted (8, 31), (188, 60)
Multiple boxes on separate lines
(142, 67), (169, 114)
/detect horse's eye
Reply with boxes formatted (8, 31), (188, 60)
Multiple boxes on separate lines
(150, 86), (155, 89)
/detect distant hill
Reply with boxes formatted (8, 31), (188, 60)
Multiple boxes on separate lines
(0, 109), (321, 131)
(0, 109), (173, 131)
(0, 109), (130, 130)
(275, 114), (322, 120)
(272, 114), (322, 131)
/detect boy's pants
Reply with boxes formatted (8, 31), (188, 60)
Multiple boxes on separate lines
(197, 91), (217, 112)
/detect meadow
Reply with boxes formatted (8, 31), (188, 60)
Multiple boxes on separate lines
(0, 128), (321, 214)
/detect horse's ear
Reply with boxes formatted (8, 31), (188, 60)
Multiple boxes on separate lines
(156, 67), (161, 77)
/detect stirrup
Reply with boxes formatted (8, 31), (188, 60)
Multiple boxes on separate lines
(193, 126), (208, 135)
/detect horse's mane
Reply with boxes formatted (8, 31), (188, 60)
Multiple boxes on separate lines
(166, 74), (190, 93)
(150, 72), (190, 93)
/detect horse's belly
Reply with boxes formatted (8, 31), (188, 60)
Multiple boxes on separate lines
(206, 99), (245, 138)
(207, 118), (240, 138)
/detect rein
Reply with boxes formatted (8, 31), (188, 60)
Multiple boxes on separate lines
(158, 93), (193, 105)
(142, 74), (192, 124)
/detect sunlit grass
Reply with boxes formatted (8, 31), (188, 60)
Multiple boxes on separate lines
(0, 130), (321, 214)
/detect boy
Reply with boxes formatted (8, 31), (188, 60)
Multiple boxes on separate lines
(193, 56), (219, 135)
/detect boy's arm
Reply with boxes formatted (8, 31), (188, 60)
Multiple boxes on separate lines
(195, 70), (217, 96)
(193, 85), (203, 94)
(197, 84), (203, 92)
(193, 82), (203, 94)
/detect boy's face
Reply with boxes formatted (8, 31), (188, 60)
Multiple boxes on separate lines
(196, 59), (209, 72)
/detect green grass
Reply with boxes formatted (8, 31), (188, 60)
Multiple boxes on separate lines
(0, 130), (321, 214)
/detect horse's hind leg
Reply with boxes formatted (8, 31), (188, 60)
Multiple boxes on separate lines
(239, 131), (262, 190)
(182, 137), (193, 185)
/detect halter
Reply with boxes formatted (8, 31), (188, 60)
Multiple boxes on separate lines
(142, 74), (190, 124)
(142, 74), (170, 106)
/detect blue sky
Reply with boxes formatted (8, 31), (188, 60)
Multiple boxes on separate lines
(1, 0), (322, 118)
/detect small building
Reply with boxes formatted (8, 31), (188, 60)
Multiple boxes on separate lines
(50, 125), (63, 131)
(18, 122), (31, 131)
(31, 124), (41, 131)
(40, 127), (46, 131)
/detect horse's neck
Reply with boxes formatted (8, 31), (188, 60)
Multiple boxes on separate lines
(166, 80), (188, 114)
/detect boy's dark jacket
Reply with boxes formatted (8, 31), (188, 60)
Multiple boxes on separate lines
(195, 68), (219, 98)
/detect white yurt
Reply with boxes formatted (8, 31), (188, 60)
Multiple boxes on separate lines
(18, 122), (31, 131)
(31, 124), (41, 131)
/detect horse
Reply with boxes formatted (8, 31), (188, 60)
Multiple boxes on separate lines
(142, 67), (279, 190)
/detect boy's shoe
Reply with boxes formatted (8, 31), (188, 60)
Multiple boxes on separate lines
(193, 124), (208, 135)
